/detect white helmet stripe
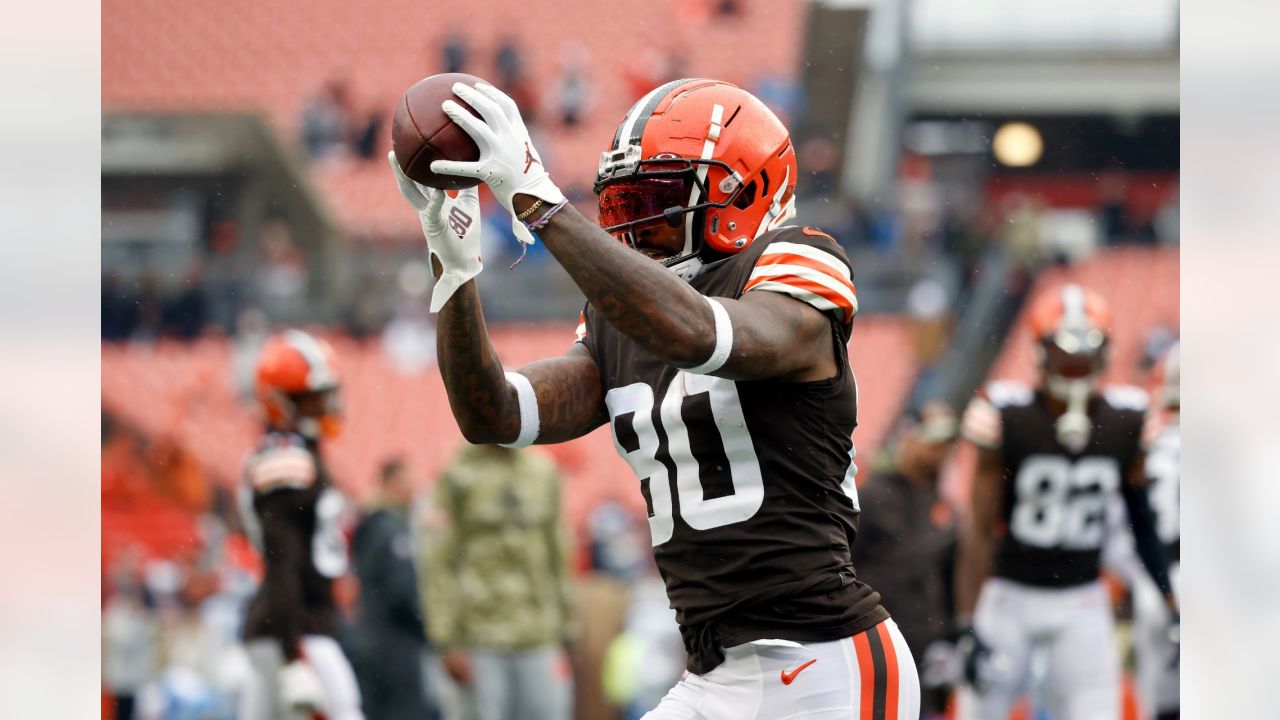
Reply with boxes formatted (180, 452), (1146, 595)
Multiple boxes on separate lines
(284, 329), (336, 390)
(1060, 284), (1087, 330)
(755, 165), (793, 238)
(684, 103), (726, 258)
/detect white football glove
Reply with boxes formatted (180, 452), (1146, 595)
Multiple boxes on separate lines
(389, 151), (484, 313)
(279, 659), (327, 714)
(431, 82), (565, 246)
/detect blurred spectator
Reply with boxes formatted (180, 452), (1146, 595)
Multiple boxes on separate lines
(350, 108), (385, 160)
(715, 0), (742, 17)
(494, 38), (538, 128)
(163, 263), (208, 340)
(256, 221), (308, 319)
(622, 50), (668, 103)
(602, 575), (683, 720)
(230, 308), (270, 401)
(420, 444), (575, 720)
(939, 206), (988, 293)
(752, 74), (804, 127)
(495, 37), (523, 89)
(999, 192), (1047, 281)
(1096, 171), (1158, 245)
(135, 274), (165, 342)
(1139, 324), (1179, 373)
(343, 272), (389, 341)
(849, 403), (960, 718)
(1155, 182), (1180, 246)
(906, 278), (953, 409)
(146, 434), (211, 514)
(381, 261), (437, 374)
(102, 273), (140, 341)
(798, 136), (841, 197)
(104, 556), (160, 720)
(585, 501), (648, 581)
(347, 459), (433, 720)
(442, 32), (469, 74)
(554, 43), (591, 128)
(301, 78), (354, 160)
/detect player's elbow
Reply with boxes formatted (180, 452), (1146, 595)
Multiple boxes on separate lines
(457, 421), (508, 446)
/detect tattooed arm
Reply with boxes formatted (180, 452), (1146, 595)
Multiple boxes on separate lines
(437, 280), (607, 445)
(513, 197), (837, 383)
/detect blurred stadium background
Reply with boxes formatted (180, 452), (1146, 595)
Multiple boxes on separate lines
(100, 0), (1178, 718)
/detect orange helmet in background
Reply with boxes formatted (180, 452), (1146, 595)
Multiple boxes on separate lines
(256, 329), (342, 439)
(1026, 284), (1113, 396)
(596, 78), (799, 279)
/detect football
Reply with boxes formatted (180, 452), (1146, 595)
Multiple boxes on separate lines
(391, 72), (486, 190)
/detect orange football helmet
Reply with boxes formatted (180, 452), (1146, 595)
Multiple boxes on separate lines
(256, 330), (342, 439)
(1026, 284), (1113, 396)
(595, 78), (798, 279)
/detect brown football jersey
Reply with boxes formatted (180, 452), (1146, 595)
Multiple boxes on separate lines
(962, 381), (1149, 587)
(239, 431), (349, 660)
(578, 225), (886, 673)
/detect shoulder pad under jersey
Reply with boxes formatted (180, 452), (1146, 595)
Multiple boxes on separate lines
(986, 380), (1035, 408)
(246, 433), (317, 492)
(1103, 384), (1150, 412)
(742, 225), (857, 324)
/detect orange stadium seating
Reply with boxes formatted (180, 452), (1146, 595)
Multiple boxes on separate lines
(102, 317), (918, 539)
(942, 246), (1179, 504)
(102, 0), (808, 238)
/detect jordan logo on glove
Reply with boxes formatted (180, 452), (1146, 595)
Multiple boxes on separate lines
(524, 142), (540, 174)
(448, 206), (474, 237)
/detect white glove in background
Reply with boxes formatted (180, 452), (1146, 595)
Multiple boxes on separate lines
(430, 82), (566, 225)
(388, 151), (484, 312)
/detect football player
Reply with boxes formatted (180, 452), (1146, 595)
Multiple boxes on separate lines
(238, 330), (364, 720)
(954, 286), (1176, 720)
(390, 79), (920, 718)
(1112, 342), (1180, 720)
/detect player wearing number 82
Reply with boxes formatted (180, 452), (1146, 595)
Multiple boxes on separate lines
(953, 286), (1176, 720)
(238, 330), (364, 720)
(394, 78), (919, 718)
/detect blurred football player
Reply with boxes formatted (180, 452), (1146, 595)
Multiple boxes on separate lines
(954, 285), (1176, 720)
(238, 330), (364, 720)
(390, 78), (919, 719)
(1108, 342), (1180, 720)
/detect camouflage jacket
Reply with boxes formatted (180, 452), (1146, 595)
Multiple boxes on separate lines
(418, 445), (575, 650)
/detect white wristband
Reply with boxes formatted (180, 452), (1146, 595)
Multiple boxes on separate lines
(499, 371), (540, 448)
(686, 297), (733, 375)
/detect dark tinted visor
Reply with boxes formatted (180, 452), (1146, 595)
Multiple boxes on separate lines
(598, 177), (692, 231)
(1041, 329), (1107, 379)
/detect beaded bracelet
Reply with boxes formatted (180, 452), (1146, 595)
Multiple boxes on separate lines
(525, 198), (569, 232)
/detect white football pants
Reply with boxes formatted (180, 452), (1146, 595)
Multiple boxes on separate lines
(1132, 562), (1180, 719)
(642, 619), (919, 720)
(957, 578), (1118, 720)
(240, 635), (364, 720)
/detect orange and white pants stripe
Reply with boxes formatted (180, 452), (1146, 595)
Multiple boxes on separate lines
(642, 619), (920, 720)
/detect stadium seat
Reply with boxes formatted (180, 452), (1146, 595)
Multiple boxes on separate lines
(103, 0), (808, 238)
